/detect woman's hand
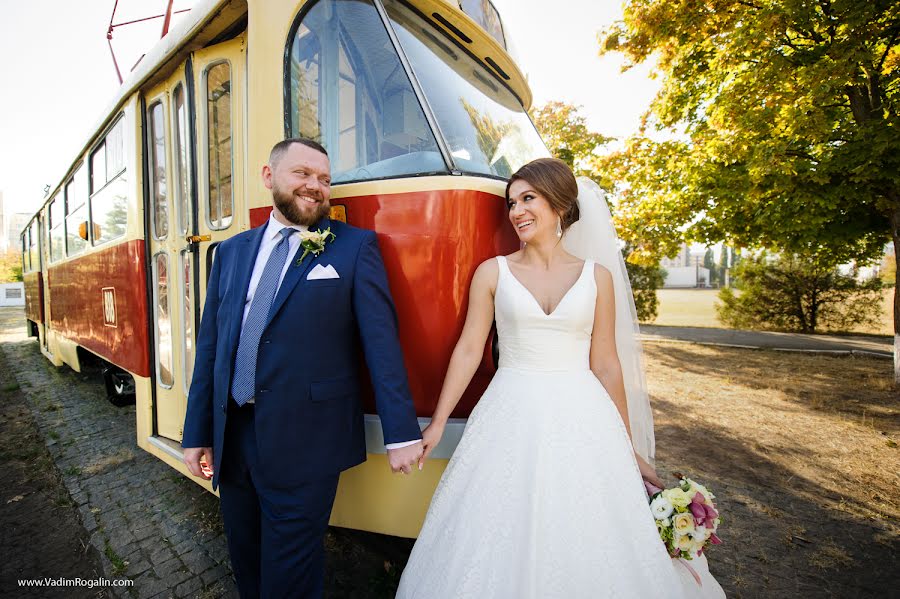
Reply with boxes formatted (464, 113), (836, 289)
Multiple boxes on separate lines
(635, 453), (664, 489)
(418, 420), (446, 469)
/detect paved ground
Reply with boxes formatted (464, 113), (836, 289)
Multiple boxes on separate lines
(641, 325), (893, 357)
(0, 308), (236, 599)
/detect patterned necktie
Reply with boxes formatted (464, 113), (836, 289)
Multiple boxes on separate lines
(231, 227), (296, 405)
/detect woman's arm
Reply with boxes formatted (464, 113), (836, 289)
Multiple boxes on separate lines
(419, 259), (498, 465)
(589, 264), (662, 487)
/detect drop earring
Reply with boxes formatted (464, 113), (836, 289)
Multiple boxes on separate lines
(556, 216), (562, 238)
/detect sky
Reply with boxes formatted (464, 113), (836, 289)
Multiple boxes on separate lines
(0, 0), (659, 216)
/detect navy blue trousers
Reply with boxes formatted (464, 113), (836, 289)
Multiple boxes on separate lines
(218, 402), (339, 599)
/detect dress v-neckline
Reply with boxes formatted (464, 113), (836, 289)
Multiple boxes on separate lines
(500, 256), (589, 317)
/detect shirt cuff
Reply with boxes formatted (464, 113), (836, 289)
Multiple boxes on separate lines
(385, 439), (422, 450)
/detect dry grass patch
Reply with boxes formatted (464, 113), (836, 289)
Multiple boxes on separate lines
(82, 448), (136, 476)
(644, 343), (899, 526)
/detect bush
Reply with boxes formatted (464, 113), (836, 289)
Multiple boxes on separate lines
(626, 260), (666, 323)
(716, 252), (884, 333)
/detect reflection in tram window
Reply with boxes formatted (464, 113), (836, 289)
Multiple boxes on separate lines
(180, 250), (194, 395)
(174, 85), (191, 236)
(459, 0), (505, 48)
(149, 102), (169, 240)
(49, 195), (64, 263)
(90, 118), (129, 246)
(206, 62), (233, 229)
(287, 0), (444, 183)
(65, 165), (88, 256)
(384, 0), (548, 178)
(154, 253), (174, 388)
(29, 221), (39, 271)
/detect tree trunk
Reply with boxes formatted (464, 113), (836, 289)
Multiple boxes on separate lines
(892, 205), (900, 385)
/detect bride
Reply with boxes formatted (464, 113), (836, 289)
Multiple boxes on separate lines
(396, 158), (725, 598)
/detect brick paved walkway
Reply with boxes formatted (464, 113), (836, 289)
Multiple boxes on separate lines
(0, 308), (237, 599)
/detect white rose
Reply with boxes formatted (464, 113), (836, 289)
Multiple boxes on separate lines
(672, 512), (695, 536)
(650, 496), (675, 520)
(675, 533), (694, 552)
(665, 488), (692, 509)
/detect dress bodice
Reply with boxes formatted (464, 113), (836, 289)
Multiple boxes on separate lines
(495, 256), (596, 372)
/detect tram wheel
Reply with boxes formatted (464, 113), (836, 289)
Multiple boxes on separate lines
(103, 366), (136, 407)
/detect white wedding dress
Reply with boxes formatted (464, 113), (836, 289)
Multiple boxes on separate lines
(396, 256), (725, 598)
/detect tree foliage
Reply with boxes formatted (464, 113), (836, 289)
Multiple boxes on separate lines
(0, 251), (23, 283)
(530, 101), (613, 183)
(599, 0), (900, 297)
(717, 252), (884, 334)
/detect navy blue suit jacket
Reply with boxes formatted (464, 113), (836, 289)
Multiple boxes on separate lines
(182, 217), (421, 490)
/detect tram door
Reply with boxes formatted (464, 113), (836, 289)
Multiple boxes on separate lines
(145, 37), (246, 442)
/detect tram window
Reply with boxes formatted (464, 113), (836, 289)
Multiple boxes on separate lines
(149, 102), (169, 240)
(206, 63), (233, 230)
(180, 249), (194, 394)
(90, 117), (128, 246)
(154, 252), (174, 388)
(65, 165), (89, 256)
(287, 0), (444, 183)
(106, 118), (125, 179)
(459, 0), (505, 48)
(173, 84), (191, 236)
(21, 232), (29, 273)
(384, 0), (548, 178)
(29, 222), (38, 271)
(90, 145), (106, 194)
(49, 195), (63, 263)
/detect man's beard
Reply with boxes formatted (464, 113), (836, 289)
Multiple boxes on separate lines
(272, 184), (330, 226)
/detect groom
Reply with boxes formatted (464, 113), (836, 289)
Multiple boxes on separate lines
(182, 138), (424, 598)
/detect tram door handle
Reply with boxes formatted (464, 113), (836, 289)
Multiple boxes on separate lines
(186, 234), (211, 246)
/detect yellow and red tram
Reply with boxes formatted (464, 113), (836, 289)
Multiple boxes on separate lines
(21, 0), (548, 537)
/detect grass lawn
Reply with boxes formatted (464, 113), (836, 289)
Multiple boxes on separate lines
(653, 287), (894, 336)
(645, 343), (899, 597)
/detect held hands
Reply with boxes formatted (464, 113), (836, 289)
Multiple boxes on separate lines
(387, 441), (425, 475)
(183, 447), (214, 480)
(634, 453), (664, 489)
(417, 421), (445, 470)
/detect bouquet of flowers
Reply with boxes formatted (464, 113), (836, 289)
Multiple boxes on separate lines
(646, 476), (722, 560)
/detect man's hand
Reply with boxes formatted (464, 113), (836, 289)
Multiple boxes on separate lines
(184, 447), (214, 480)
(387, 441), (424, 475)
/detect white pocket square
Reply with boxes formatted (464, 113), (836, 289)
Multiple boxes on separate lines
(307, 264), (340, 280)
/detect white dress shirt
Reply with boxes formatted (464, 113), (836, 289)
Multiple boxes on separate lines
(243, 214), (419, 451)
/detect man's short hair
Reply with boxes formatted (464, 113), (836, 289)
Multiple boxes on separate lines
(269, 137), (328, 166)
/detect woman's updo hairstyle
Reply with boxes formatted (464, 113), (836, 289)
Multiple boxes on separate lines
(505, 158), (580, 233)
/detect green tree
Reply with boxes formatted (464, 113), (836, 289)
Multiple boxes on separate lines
(530, 101), (612, 182)
(718, 252), (884, 333)
(627, 257), (667, 323)
(600, 0), (900, 380)
(0, 251), (23, 283)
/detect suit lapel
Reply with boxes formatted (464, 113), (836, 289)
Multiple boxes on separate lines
(266, 217), (333, 327)
(228, 225), (267, 348)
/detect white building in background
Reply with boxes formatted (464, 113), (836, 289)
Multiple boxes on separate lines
(0, 191), (32, 254)
(660, 242), (711, 288)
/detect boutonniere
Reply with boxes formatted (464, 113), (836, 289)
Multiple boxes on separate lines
(295, 227), (336, 266)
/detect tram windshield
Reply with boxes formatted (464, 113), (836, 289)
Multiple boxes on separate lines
(384, 0), (548, 178)
(287, 0), (446, 184)
(287, 0), (547, 184)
